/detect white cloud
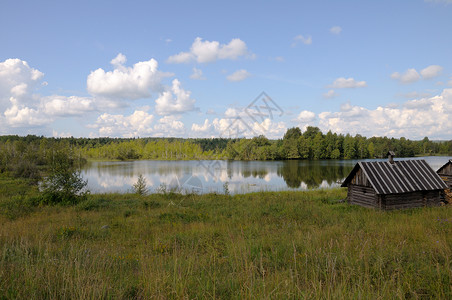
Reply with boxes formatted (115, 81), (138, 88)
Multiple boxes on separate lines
(318, 89), (452, 139)
(190, 67), (206, 80)
(87, 53), (171, 102)
(391, 65), (443, 84)
(0, 58), (96, 128)
(90, 110), (155, 137)
(226, 69), (251, 82)
(292, 35), (312, 46)
(52, 130), (73, 138)
(251, 119), (287, 139)
(397, 91), (432, 99)
(153, 115), (185, 136)
(4, 104), (49, 127)
(330, 26), (342, 35)
(155, 79), (196, 115)
(448, 77), (452, 86)
(42, 95), (95, 117)
(323, 89), (339, 99)
(275, 56), (285, 62)
(110, 53), (127, 68)
(420, 65), (443, 79)
(191, 119), (211, 133)
(167, 37), (251, 63)
(391, 69), (420, 84)
(0, 58), (44, 111)
(89, 111), (188, 138)
(328, 77), (367, 89)
(297, 110), (316, 123)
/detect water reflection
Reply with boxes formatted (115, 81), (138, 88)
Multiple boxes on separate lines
(277, 160), (350, 189)
(81, 156), (452, 194)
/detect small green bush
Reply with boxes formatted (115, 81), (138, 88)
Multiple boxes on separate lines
(40, 169), (89, 205)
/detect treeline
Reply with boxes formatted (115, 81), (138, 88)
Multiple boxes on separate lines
(0, 137), (85, 181)
(0, 127), (451, 165)
(226, 127), (452, 160)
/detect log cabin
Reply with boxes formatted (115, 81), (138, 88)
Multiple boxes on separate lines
(437, 159), (452, 189)
(341, 152), (447, 210)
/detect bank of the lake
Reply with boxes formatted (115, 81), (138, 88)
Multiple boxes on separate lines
(1, 181), (451, 298)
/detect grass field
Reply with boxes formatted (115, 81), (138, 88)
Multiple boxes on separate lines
(1, 174), (451, 299)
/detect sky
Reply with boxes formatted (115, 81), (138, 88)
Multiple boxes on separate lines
(1, 0), (452, 140)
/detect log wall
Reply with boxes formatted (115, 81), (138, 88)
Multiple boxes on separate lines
(438, 174), (452, 189)
(347, 184), (378, 208)
(347, 184), (443, 210)
(381, 190), (442, 210)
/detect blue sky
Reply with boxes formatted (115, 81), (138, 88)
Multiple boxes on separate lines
(1, 0), (452, 139)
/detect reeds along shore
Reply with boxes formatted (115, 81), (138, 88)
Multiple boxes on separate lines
(1, 177), (451, 299)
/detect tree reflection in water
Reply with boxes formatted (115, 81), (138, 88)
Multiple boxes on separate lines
(277, 160), (352, 189)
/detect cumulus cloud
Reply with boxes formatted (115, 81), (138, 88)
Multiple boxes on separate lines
(153, 115), (185, 136)
(330, 26), (342, 35)
(89, 111), (188, 138)
(87, 53), (171, 102)
(90, 110), (155, 137)
(391, 69), (421, 84)
(226, 69), (251, 82)
(297, 110), (316, 123)
(0, 58), (44, 111)
(167, 37), (251, 63)
(317, 89), (452, 139)
(0, 58), (96, 128)
(391, 65), (442, 84)
(420, 65), (443, 79)
(42, 95), (95, 117)
(190, 67), (206, 80)
(292, 34), (312, 46)
(191, 119), (211, 132)
(328, 77), (367, 89)
(323, 89), (339, 99)
(155, 79), (196, 115)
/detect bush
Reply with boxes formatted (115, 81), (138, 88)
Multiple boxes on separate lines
(40, 169), (89, 205)
(133, 174), (148, 196)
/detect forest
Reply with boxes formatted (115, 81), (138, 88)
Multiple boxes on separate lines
(1, 127), (451, 178)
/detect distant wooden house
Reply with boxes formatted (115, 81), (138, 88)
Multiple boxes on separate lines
(437, 159), (452, 188)
(341, 152), (447, 210)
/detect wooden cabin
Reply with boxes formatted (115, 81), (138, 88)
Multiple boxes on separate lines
(341, 152), (447, 210)
(437, 159), (452, 189)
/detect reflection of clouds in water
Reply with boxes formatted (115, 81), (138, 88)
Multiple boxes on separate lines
(82, 159), (369, 194)
(99, 176), (135, 189)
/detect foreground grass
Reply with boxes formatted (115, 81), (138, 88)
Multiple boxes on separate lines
(1, 181), (451, 298)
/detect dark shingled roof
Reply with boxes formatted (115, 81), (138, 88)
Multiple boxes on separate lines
(341, 159), (448, 195)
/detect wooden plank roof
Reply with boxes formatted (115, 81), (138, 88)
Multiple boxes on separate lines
(437, 159), (452, 174)
(341, 159), (447, 194)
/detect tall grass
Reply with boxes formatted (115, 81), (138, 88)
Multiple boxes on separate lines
(1, 185), (451, 298)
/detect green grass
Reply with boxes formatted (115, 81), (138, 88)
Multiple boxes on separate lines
(1, 176), (451, 298)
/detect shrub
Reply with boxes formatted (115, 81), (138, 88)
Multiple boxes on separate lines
(40, 169), (89, 205)
(133, 174), (148, 196)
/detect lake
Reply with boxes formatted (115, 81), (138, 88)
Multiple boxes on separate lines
(81, 156), (452, 194)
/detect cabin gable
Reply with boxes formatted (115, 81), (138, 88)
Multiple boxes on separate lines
(437, 160), (452, 188)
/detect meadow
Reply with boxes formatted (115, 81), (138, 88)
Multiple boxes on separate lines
(1, 173), (451, 299)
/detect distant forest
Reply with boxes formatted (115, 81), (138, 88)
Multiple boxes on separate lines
(0, 127), (451, 171)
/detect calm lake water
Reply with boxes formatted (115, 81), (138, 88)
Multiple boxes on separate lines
(81, 156), (452, 194)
